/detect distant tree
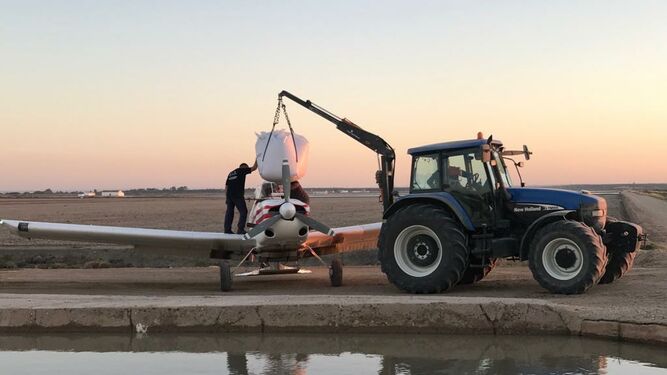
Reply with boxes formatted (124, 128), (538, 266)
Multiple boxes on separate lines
(177, 186), (188, 191)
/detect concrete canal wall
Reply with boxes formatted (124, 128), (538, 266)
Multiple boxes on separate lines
(0, 294), (664, 346)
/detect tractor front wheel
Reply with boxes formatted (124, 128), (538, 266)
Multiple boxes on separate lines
(379, 204), (468, 293)
(599, 251), (637, 284)
(529, 220), (607, 294)
(599, 216), (637, 284)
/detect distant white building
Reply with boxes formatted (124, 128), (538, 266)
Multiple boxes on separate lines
(77, 191), (96, 198)
(100, 190), (125, 197)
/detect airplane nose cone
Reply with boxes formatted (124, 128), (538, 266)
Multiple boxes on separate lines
(279, 202), (297, 220)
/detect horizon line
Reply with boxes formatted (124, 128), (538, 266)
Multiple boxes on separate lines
(2, 182), (667, 194)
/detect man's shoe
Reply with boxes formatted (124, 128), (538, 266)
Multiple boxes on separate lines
(236, 230), (247, 235)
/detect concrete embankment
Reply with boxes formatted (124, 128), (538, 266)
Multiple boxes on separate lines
(0, 293), (665, 346)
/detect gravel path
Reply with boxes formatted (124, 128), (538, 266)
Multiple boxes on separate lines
(622, 191), (667, 245)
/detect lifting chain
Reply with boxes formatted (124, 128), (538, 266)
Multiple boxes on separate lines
(261, 98), (283, 162)
(261, 96), (299, 162)
(272, 97), (283, 128)
(281, 101), (299, 162)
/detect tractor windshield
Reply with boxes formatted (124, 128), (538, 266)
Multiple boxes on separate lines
(494, 151), (513, 187)
(442, 149), (494, 224)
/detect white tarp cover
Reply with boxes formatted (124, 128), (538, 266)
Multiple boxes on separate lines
(255, 129), (309, 183)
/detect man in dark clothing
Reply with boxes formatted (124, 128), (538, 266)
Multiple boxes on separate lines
(289, 181), (310, 204)
(224, 160), (257, 234)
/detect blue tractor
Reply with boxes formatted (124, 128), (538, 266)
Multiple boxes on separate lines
(378, 135), (645, 294)
(278, 91), (645, 295)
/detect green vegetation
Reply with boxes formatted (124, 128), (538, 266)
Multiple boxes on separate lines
(643, 190), (667, 202)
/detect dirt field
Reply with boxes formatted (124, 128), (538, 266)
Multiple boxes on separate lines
(0, 192), (664, 269)
(0, 192), (630, 246)
(0, 196), (383, 247)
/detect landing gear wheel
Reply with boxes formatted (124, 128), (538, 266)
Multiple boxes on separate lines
(379, 204), (468, 293)
(459, 257), (497, 285)
(219, 261), (233, 292)
(529, 220), (607, 294)
(329, 258), (343, 287)
(599, 251), (637, 284)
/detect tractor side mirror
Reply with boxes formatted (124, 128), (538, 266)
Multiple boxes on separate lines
(481, 144), (491, 163)
(523, 145), (532, 160)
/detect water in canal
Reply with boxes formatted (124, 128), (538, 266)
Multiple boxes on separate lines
(0, 333), (664, 374)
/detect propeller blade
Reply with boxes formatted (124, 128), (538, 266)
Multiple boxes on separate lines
(244, 215), (282, 239)
(282, 160), (291, 202)
(296, 213), (335, 237)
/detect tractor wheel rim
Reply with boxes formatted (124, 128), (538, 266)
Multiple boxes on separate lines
(394, 225), (442, 277)
(542, 238), (583, 281)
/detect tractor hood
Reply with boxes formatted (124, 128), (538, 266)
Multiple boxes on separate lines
(507, 187), (606, 212)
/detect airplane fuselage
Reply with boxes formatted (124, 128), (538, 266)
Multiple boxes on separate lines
(247, 198), (311, 260)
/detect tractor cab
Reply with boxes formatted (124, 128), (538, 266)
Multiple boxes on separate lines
(406, 136), (513, 228)
(404, 135), (613, 233)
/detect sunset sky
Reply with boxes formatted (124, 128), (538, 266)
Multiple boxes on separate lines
(1, 1), (666, 191)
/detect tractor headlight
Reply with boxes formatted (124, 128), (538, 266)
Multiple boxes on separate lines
(591, 209), (604, 217)
(580, 205), (606, 232)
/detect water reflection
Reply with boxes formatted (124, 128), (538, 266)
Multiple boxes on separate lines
(0, 333), (664, 375)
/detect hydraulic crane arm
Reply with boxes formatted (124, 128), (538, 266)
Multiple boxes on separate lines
(278, 90), (396, 211)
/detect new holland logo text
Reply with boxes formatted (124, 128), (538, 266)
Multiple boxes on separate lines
(513, 204), (563, 213)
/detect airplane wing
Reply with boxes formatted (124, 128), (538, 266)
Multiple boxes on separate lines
(305, 222), (382, 255)
(0, 219), (254, 253)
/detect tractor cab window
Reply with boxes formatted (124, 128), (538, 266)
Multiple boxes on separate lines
(493, 151), (513, 188)
(443, 154), (468, 188)
(442, 149), (493, 223)
(411, 154), (440, 191)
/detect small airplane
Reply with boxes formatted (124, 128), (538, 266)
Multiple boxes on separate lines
(0, 160), (381, 291)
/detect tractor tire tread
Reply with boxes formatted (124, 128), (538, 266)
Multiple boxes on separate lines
(599, 251), (637, 284)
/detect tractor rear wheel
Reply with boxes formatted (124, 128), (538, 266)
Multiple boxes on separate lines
(459, 257), (497, 285)
(529, 220), (607, 294)
(379, 204), (468, 293)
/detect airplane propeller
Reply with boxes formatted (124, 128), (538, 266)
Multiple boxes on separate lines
(282, 161), (291, 201)
(244, 159), (334, 239)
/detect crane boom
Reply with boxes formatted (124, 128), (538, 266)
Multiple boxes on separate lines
(278, 90), (396, 211)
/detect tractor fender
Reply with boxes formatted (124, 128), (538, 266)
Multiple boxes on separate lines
(383, 193), (475, 232)
(519, 210), (576, 260)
